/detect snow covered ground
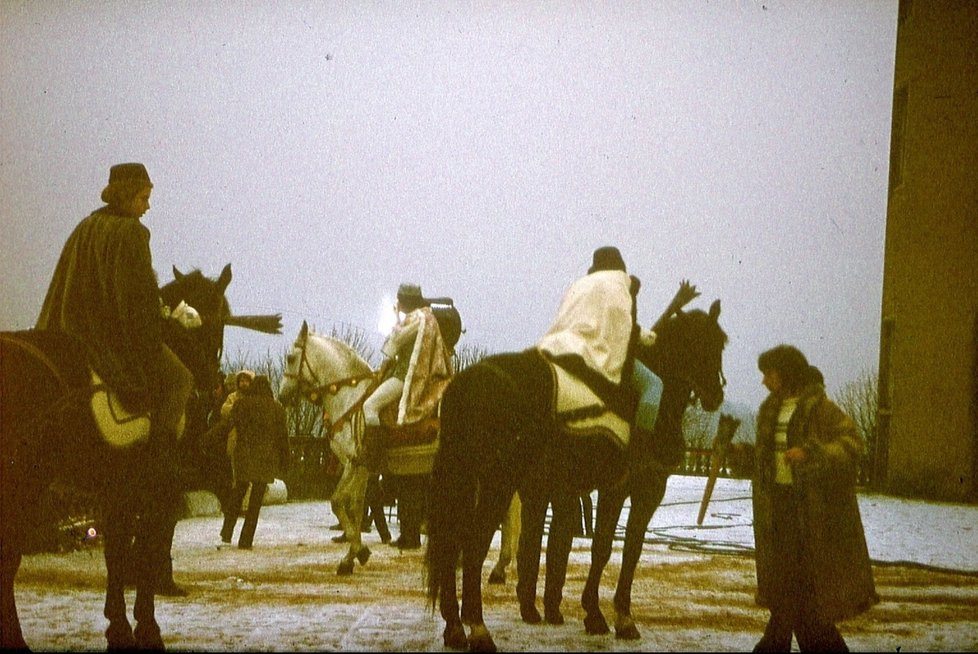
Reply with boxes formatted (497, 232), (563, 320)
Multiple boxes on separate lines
(11, 475), (978, 652)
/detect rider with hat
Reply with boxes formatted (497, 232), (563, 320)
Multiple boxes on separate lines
(362, 282), (454, 549)
(537, 245), (655, 420)
(37, 162), (193, 441)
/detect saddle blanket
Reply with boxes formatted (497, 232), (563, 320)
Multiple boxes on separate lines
(89, 370), (185, 448)
(550, 363), (630, 450)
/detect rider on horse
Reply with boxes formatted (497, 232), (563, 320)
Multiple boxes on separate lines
(537, 246), (655, 424)
(362, 282), (454, 548)
(364, 283), (454, 433)
(36, 162), (193, 444)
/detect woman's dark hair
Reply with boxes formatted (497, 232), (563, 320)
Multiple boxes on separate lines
(757, 344), (810, 394)
(250, 375), (273, 398)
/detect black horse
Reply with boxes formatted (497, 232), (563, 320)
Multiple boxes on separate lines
(0, 263), (281, 651)
(529, 300), (728, 638)
(425, 297), (727, 652)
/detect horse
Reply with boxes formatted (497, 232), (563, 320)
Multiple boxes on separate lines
(518, 299), (728, 633)
(424, 298), (727, 652)
(0, 263), (281, 651)
(279, 321), (442, 574)
(578, 406), (738, 641)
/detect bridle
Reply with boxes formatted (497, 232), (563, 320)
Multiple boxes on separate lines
(282, 334), (378, 437)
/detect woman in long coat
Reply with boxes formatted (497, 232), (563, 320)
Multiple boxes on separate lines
(752, 345), (878, 652)
(220, 375), (289, 549)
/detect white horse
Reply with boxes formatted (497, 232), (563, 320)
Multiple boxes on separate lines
(488, 493), (522, 585)
(278, 321), (377, 575)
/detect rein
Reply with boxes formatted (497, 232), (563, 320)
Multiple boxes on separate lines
(282, 334), (379, 437)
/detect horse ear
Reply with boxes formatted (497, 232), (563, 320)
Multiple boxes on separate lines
(709, 299), (721, 320)
(172, 265), (184, 280)
(217, 264), (232, 293)
(300, 320), (309, 340)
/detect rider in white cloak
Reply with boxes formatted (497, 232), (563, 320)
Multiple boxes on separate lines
(537, 246), (656, 423)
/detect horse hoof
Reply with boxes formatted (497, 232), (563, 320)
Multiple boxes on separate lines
(584, 612), (611, 635)
(105, 622), (136, 650)
(336, 559), (355, 576)
(356, 546), (371, 566)
(134, 621), (164, 650)
(614, 620), (641, 640)
(487, 569), (506, 585)
(442, 623), (467, 650)
(467, 625), (497, 653)
(519, 602), (542, 625)
(544, 608), (564, 625)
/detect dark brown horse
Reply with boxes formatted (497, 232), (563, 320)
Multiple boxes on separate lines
(424, 297), (727, 652)
(0, 264), (281, 651)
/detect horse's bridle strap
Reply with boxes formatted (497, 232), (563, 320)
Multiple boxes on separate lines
(324, 374), (381, 438)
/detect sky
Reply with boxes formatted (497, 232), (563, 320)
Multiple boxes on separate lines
(0, 1), (899, 409)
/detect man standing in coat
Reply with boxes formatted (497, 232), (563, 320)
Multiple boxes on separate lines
(221, 375), (289, 550)
(752, 344), (878, 652)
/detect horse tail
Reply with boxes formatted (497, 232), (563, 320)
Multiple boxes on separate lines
(424, 368), (478, 612)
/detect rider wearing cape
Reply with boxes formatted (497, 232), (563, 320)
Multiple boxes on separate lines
(36, 162), (192, 438)
(537, 246), (656, 424)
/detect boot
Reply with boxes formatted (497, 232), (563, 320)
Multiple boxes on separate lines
(361, 425), (386, 473)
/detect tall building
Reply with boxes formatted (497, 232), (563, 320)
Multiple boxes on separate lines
(877, 0), (978, 501)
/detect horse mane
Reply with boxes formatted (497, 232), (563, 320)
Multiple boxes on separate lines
(641, 303), (727, 390)
(306, 331), (373, 376)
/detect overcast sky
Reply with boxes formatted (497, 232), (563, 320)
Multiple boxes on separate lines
(0, 1), (897, 409)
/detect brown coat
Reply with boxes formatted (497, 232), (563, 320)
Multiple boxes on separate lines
(229, 378), (289, 485)
(752, 383), (879, 622)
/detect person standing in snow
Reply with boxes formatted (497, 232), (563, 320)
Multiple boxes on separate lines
(751, 344), (878, 652)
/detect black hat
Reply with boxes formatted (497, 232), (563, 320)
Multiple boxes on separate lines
(588, 246), (626, 274)
(107, 163), (152, 187)
(396, 283), (428, 310)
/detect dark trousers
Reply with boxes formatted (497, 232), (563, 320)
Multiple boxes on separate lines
(220, 481), (267, 549)
(390, 473), (428, 546)
(755, 486), (848, 653)
(362, 474), (391, 541)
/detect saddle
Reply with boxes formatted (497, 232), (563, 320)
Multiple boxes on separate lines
(89, 370), (153, 448)
(548, 362), (632, 451)
(378, 403), (439, 447)
(1, 330), (173, 450)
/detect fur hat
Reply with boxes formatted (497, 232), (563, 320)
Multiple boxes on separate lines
(107, 163), (152, 187)
(588, 246), (626, 274)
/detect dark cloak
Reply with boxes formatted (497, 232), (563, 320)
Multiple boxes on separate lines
(36, 207), (163, 414)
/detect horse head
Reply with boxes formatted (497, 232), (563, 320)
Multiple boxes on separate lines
(161, 263), (284, 395)
(640, 298), (727, 412)
(160, 264), (234, 394)
(279, 321), (373, 408)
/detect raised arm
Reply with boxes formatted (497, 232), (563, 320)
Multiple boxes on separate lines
(650, 279), (700, 333)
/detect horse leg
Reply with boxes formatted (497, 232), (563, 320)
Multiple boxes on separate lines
(542, 491), (578, 625)
(613, 471), (668, 641)
(439, 562), (466, 650)
(515, 489), (548, 624)
(129, 434), (184, 650)
(460, 483), (512, 653)
(101, 504), (136, 650)
(1, 530), (27, 650)
(336, 465), (369, 575)
(489, 492), (520, 585)
(581, 484), (628, 635)
(461, 530), (497, 653)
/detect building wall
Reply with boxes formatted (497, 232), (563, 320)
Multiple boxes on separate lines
(878, 0), (978, 502)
